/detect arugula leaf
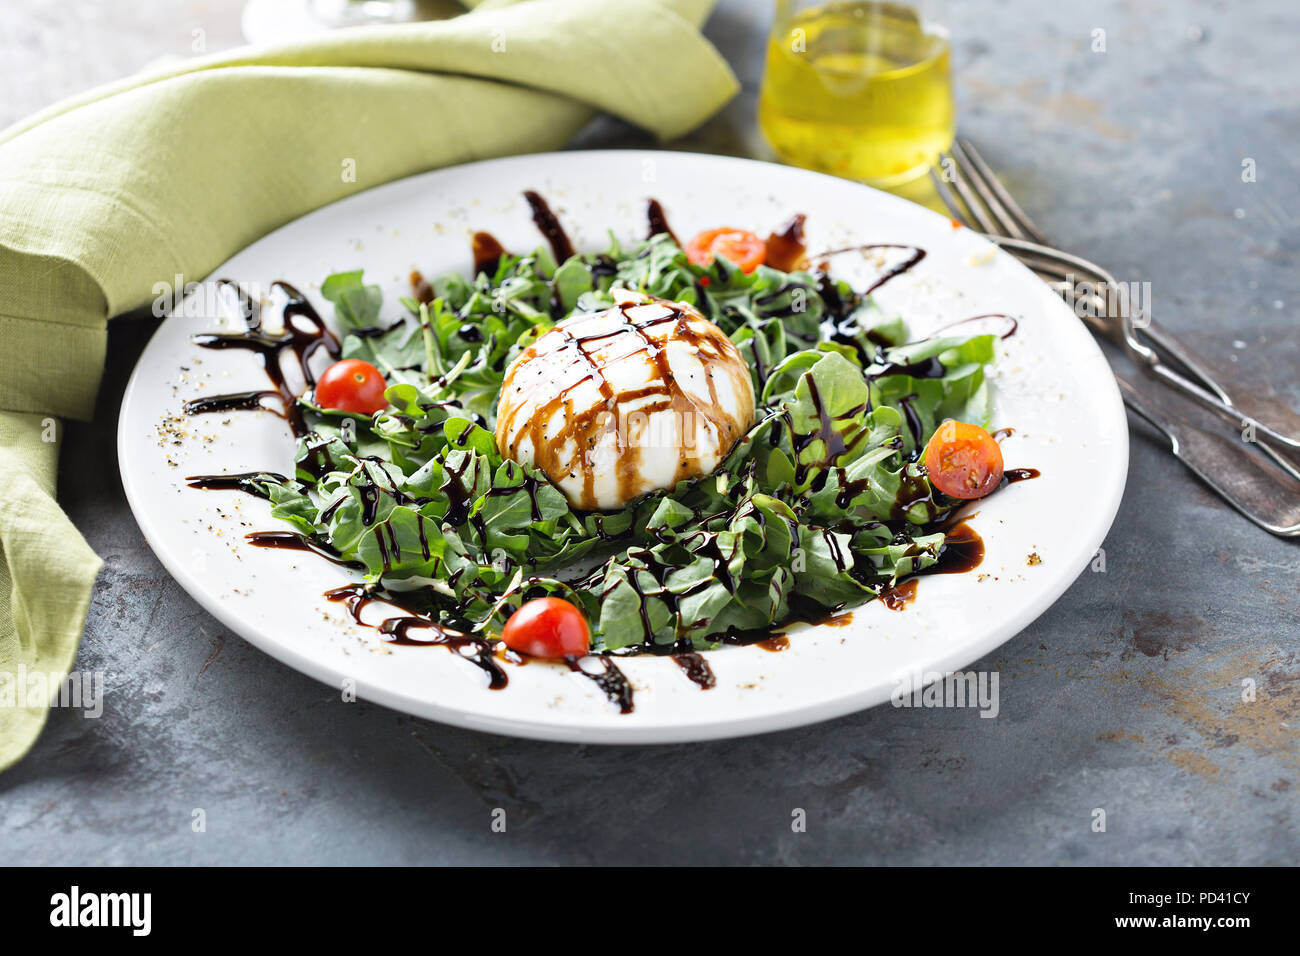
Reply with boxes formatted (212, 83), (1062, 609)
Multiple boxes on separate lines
(320, 271), (382, 330)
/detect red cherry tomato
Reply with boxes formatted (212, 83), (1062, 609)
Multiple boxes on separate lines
(923, 420), (1005, 499)
(314, 359), (388, 414)
(684, 227), (766, 274)
(501, 597), (590, 659)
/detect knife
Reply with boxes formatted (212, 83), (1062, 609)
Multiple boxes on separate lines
(1117, 375), (1300, 536)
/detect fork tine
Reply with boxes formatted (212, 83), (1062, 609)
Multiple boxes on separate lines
(936, 148), (1001, 234)
(933, 155), (1112, 323)
(949, 140), (1032, 241)
(929, 156), (975, 227)
(955, 139), (1050, 245)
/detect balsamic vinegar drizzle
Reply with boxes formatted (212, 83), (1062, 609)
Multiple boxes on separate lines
(472, 231), (508, 277)
(246, 530), (365, 569)
(813, 243), (928, 296)
(813, 244), (928, 362)
(183, 391), (281, 417)
(930, 312), (1019, 340)
(928, 521), (985, 575)
(321, 584), (508, 690)
(379, 619), (508, 690)
(672, 652), (717, 690)
(646, 198), (679, 246)
(186, 471), (287, 493)
(281, 509), (638, 709)
(184, 280), (340, 437)
(566, 656), (635, 713)
(1004, 467), (1041, 485)
(878, 579), (919, 610)
(182, 192), (1034, 713)
(523, 190), (575, 264)
(410, 270), (434, 306)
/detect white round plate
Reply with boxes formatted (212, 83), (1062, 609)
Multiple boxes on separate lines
(119, 150), (1127, 743)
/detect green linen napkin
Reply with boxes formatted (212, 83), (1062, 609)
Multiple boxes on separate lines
(0, 0), (738, 770)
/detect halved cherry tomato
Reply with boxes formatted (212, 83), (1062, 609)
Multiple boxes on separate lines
(501, 597), (590, 659)
(684, 227), (766, 274)
(314, 359), (388, 414)
(923, 420), (1005, 499)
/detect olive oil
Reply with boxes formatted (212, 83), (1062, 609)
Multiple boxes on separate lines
(759, 1), (955, 188)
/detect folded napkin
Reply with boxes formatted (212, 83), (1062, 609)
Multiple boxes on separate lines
(0, 0), (737, 770)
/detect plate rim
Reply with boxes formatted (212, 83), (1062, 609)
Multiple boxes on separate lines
(117, 148), (1129, 744)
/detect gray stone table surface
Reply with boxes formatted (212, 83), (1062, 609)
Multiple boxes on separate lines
(2, 0), (1297, 865)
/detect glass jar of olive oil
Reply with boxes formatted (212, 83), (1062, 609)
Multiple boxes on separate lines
(759, 1), (955, 189)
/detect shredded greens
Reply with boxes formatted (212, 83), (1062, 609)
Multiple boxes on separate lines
(247, 233), (997, 652)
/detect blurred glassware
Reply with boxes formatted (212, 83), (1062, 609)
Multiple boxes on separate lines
(242, 0), (461, 45)
(759, 0), (955, 189)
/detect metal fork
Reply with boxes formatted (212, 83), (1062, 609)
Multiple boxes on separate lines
(931, 139), (1300, 535)
(932, 139), (1300, 459)
(989, 232), (1300, 488)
